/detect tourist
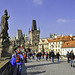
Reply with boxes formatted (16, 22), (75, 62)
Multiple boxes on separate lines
(24, 52), (27, 63)
(66, 51), (70, 63)
(70, 50), (74, 67)
(45, 51), (48, 61)
(50, 50), (55, 63)
(32, 52), (35, 60)
(41, 52), (44, 59)
(56, 52), (60, 63)
(10, 54), (16, 75)
(15, 51), (23, 75)
(36, 52), (39, 61)
(39, 52), (41, 61)
(49, 51), (51, 61)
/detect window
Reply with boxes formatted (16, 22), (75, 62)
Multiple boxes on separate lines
(67, 43), (69, 45)
(56, 49), (57, 51)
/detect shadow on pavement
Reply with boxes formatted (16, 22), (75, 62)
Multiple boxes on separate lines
(27, 71), (46, 75)
(26, 60), (65, 69)
(21, 60), (66, 75)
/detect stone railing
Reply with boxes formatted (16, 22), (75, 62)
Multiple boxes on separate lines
(0, 59), (11, 75)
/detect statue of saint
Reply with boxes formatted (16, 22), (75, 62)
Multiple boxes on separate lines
(1, 10), (10, 36)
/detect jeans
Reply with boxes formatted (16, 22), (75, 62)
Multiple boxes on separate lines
(42, 56), (44, 59)
(37, 57), (39, 61)
(17, 64), (22, 75)
(46, 57), (48, 61)
(33, 56), (35, 60)
(51, 57), (54, 63)
(70, 59), (74, 66)
(57, 58), (59, 63)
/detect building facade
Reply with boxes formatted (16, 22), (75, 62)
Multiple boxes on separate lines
(61, 41), (75, 55)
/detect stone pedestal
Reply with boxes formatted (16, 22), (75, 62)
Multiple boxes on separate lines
(0, 34), (11, 58)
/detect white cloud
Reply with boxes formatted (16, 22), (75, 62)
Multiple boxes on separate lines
(56, 19), (75, 23)
(32, 0), (43, 5)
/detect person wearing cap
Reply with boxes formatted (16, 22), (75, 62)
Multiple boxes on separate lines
(10, 54), (16, 75)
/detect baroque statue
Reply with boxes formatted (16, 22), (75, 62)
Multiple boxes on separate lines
(1, 10), (10, 37)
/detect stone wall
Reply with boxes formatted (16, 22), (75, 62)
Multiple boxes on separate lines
(0, 60), (12, 75)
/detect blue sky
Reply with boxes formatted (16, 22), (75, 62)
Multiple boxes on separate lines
(0, 0), (75, 38)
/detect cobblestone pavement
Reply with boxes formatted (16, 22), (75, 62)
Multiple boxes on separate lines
(21, 59), (75, 75)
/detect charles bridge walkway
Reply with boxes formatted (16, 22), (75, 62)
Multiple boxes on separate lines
(13, 59), (75, 75)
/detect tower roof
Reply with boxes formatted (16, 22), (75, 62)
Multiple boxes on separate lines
(32, 20), (37, 30)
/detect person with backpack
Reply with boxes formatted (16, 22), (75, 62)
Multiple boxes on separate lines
(15, 51), (23, 75)
(10, 54), (16, 75)
(51, 50), (55, 63)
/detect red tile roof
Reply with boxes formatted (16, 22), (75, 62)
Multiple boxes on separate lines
(47, 35), (71, 42)
(62, 41), (75, 48)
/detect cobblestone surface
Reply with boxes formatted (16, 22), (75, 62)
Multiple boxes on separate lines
(21, 59), (75, 75)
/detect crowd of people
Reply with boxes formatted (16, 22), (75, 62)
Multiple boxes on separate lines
(10, 51), (27, 75)
(10, 50), (75, 75)
(26, 50), (60, 63)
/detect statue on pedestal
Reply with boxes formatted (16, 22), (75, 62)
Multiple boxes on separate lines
(0, 10), (10, 57)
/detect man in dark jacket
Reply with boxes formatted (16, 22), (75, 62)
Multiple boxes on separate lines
(66, 51), (70, 63)
(70, 50), (74, 67)
(51, 50), (55, 63)
(56, 52), (60, 63)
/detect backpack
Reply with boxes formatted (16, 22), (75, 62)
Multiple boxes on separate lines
(16, 54), (20, 63)
(16, 54), (23, 63)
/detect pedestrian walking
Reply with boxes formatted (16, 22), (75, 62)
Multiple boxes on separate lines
(51, 50), (55, 63)
(36, 52), (39, 61)
(45, 51), (48, 61)
(32, 52), (35, 60)
(24, 52), (27, 63)
(70, 50), (74, 67)
(56, 52), (60, 63)
(41, 52), (44, 59)
(39, 52), (41, 61)
(49, 51), (51, 61)
(66, 51), (70, 63)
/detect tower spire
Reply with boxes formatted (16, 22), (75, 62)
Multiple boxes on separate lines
(32, 20), (37, 30)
